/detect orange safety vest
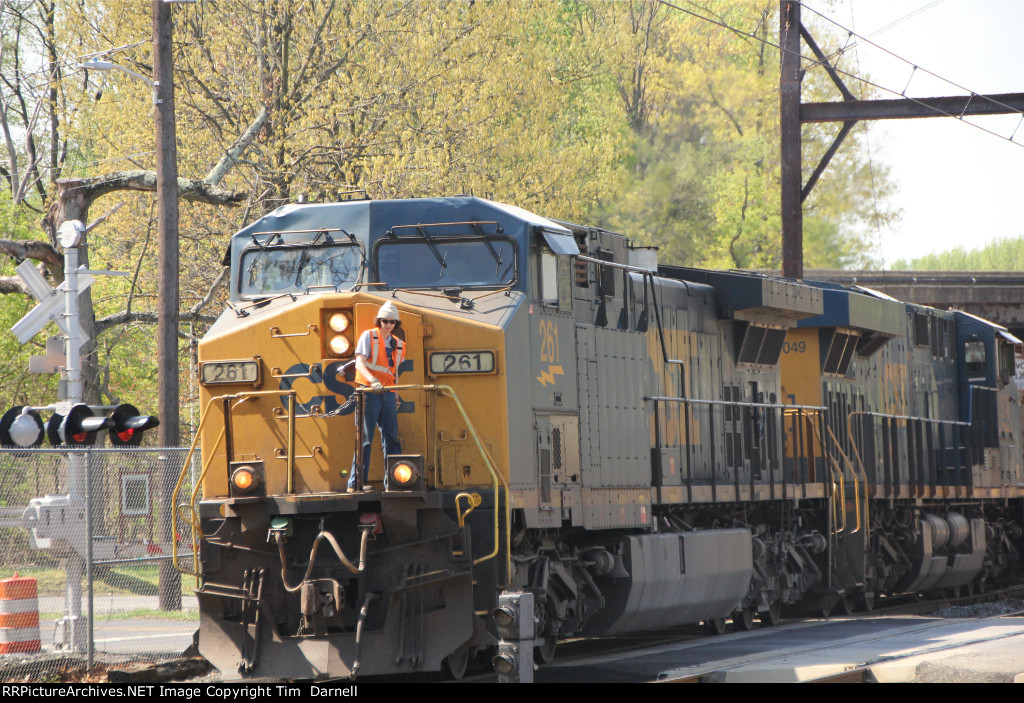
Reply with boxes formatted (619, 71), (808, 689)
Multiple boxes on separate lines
(355, 329), (405, 387)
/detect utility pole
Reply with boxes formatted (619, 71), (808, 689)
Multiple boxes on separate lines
(778, 0), (1024, 280)
(779, 0), (802, 280)
(153, 0), (181, 611)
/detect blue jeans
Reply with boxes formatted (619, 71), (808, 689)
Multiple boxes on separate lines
(349, 390), (401, 489)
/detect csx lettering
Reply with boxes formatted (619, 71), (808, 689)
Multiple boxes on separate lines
(882, 362), (908, 414)
(277, 362), (356, 416)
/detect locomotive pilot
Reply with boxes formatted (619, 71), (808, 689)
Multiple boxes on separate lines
(348, 301), (406, 492)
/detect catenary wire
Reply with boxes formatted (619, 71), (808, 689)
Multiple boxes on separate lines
(656, 0), (1024, 148)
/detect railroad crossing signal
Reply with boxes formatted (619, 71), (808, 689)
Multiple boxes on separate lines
(0, 407), (45, 448)
(108, 404), (159, 447)
(1, 403), (159, 448)
(47, 404), (111, 447)
(10, 259), (92, 346)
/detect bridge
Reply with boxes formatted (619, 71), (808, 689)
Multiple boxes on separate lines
(804, 270), (1024, 339)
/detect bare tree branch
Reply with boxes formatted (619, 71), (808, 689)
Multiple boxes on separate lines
(0, 238), (62, 280)
(95, 309), (218, 336)
(52, 170), (248, 209)
(204, 106), (270, 187)
(187, 266), (227, 316)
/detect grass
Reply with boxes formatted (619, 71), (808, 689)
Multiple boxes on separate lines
(39, 608), (198, 622)
(1, 564), (196, 598)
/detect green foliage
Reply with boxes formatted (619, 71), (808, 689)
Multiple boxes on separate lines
(891, 237), (1024, 271)
(0, 0), (898, 422)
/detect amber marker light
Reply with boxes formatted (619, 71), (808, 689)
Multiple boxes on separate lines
(231, 466), (255, 492)
(391, 461), (417, 486)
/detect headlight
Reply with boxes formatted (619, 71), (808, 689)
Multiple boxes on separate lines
(492, 653), (516, 675)
(329, 335), (352, 356)
(328, 311), (351, 333)
(493, 606), (517, 628)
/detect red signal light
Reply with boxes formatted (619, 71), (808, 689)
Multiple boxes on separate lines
(108, 404), (158, 447)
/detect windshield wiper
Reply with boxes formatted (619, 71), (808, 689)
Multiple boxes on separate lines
(294, 229), (335, 285)
(414, 226), (448, 280)
(246, 232), (283, 286)
(471, 222), (504, 272)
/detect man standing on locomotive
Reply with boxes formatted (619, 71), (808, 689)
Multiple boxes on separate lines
(348, 301), (406, 492)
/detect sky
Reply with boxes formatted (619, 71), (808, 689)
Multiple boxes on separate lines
(800, 0), (1024, 267)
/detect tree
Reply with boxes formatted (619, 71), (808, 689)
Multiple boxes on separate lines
(0, 0), (898, 426)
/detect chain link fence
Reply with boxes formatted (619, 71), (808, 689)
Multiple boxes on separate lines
(0, 447), (200, 680)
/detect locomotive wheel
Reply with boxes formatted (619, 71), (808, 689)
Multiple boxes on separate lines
(703, 617), (727, 636)
(442, 645), (470, 680)
(535, 635), (557, 664)
(761, 600), (782, 627)
(857, 591), (875, 612)
(837, 595), (855, 615)
(732, 608), (756, 631)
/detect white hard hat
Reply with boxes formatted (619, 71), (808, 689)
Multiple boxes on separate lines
(377, 301), (400, 321)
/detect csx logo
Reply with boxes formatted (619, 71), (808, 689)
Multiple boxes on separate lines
(277, 361), (355, 415)
(276, 360), (414, 414)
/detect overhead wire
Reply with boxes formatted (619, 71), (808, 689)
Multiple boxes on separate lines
(801, 2), (1024, 118)
(655, 0), (1024, 149)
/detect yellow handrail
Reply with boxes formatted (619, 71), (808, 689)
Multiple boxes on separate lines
(845, 411), (874, 541)
(804, 414), (847, 535)
(172, 384), (513, 586)
(171, 390), (297, 578)
(455, 492), (482, 528)
(433, 385), (510, 578)
(372, 383), (510, 577)
(824, 423), (861, 535)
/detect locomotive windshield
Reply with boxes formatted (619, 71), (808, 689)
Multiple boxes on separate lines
(240, 240), (361, 297)
(375, 236), (517, 289)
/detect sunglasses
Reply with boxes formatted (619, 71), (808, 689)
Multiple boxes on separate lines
(379, 319), (399, 325)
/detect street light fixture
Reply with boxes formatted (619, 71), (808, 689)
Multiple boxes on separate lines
(76, 58), (156, 86)
(76, 58), (161, 107)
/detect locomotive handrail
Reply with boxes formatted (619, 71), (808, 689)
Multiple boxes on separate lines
(823, 423), (862, 535)
(171, 390), (299, 578)
(577, 254), (687, 367)
(646, 396), (826, 412)
(843, 409), (972, 426)
(270, 324), (318, 338)
(844, 408), (981, 506)
(353, 383), (512, 580)
(575, 253), (657, 275)
(844, 412), (873, 541)
(803, 414), (847, 535)
(270, 363), (322, 379)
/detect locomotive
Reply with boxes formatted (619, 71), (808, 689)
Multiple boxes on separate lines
(177, 196), (1024, 680)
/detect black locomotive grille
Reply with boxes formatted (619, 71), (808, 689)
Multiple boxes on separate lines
(552, 428), (563, 472)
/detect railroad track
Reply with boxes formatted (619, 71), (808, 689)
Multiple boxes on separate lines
(658, 607), (1024, 683)
(526, 591), (1024, 683)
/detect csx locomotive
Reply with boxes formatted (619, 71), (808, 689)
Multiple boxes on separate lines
(177, 196), (1024, 680)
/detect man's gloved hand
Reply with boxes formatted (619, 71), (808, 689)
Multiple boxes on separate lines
(370, 379), (384, 393)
